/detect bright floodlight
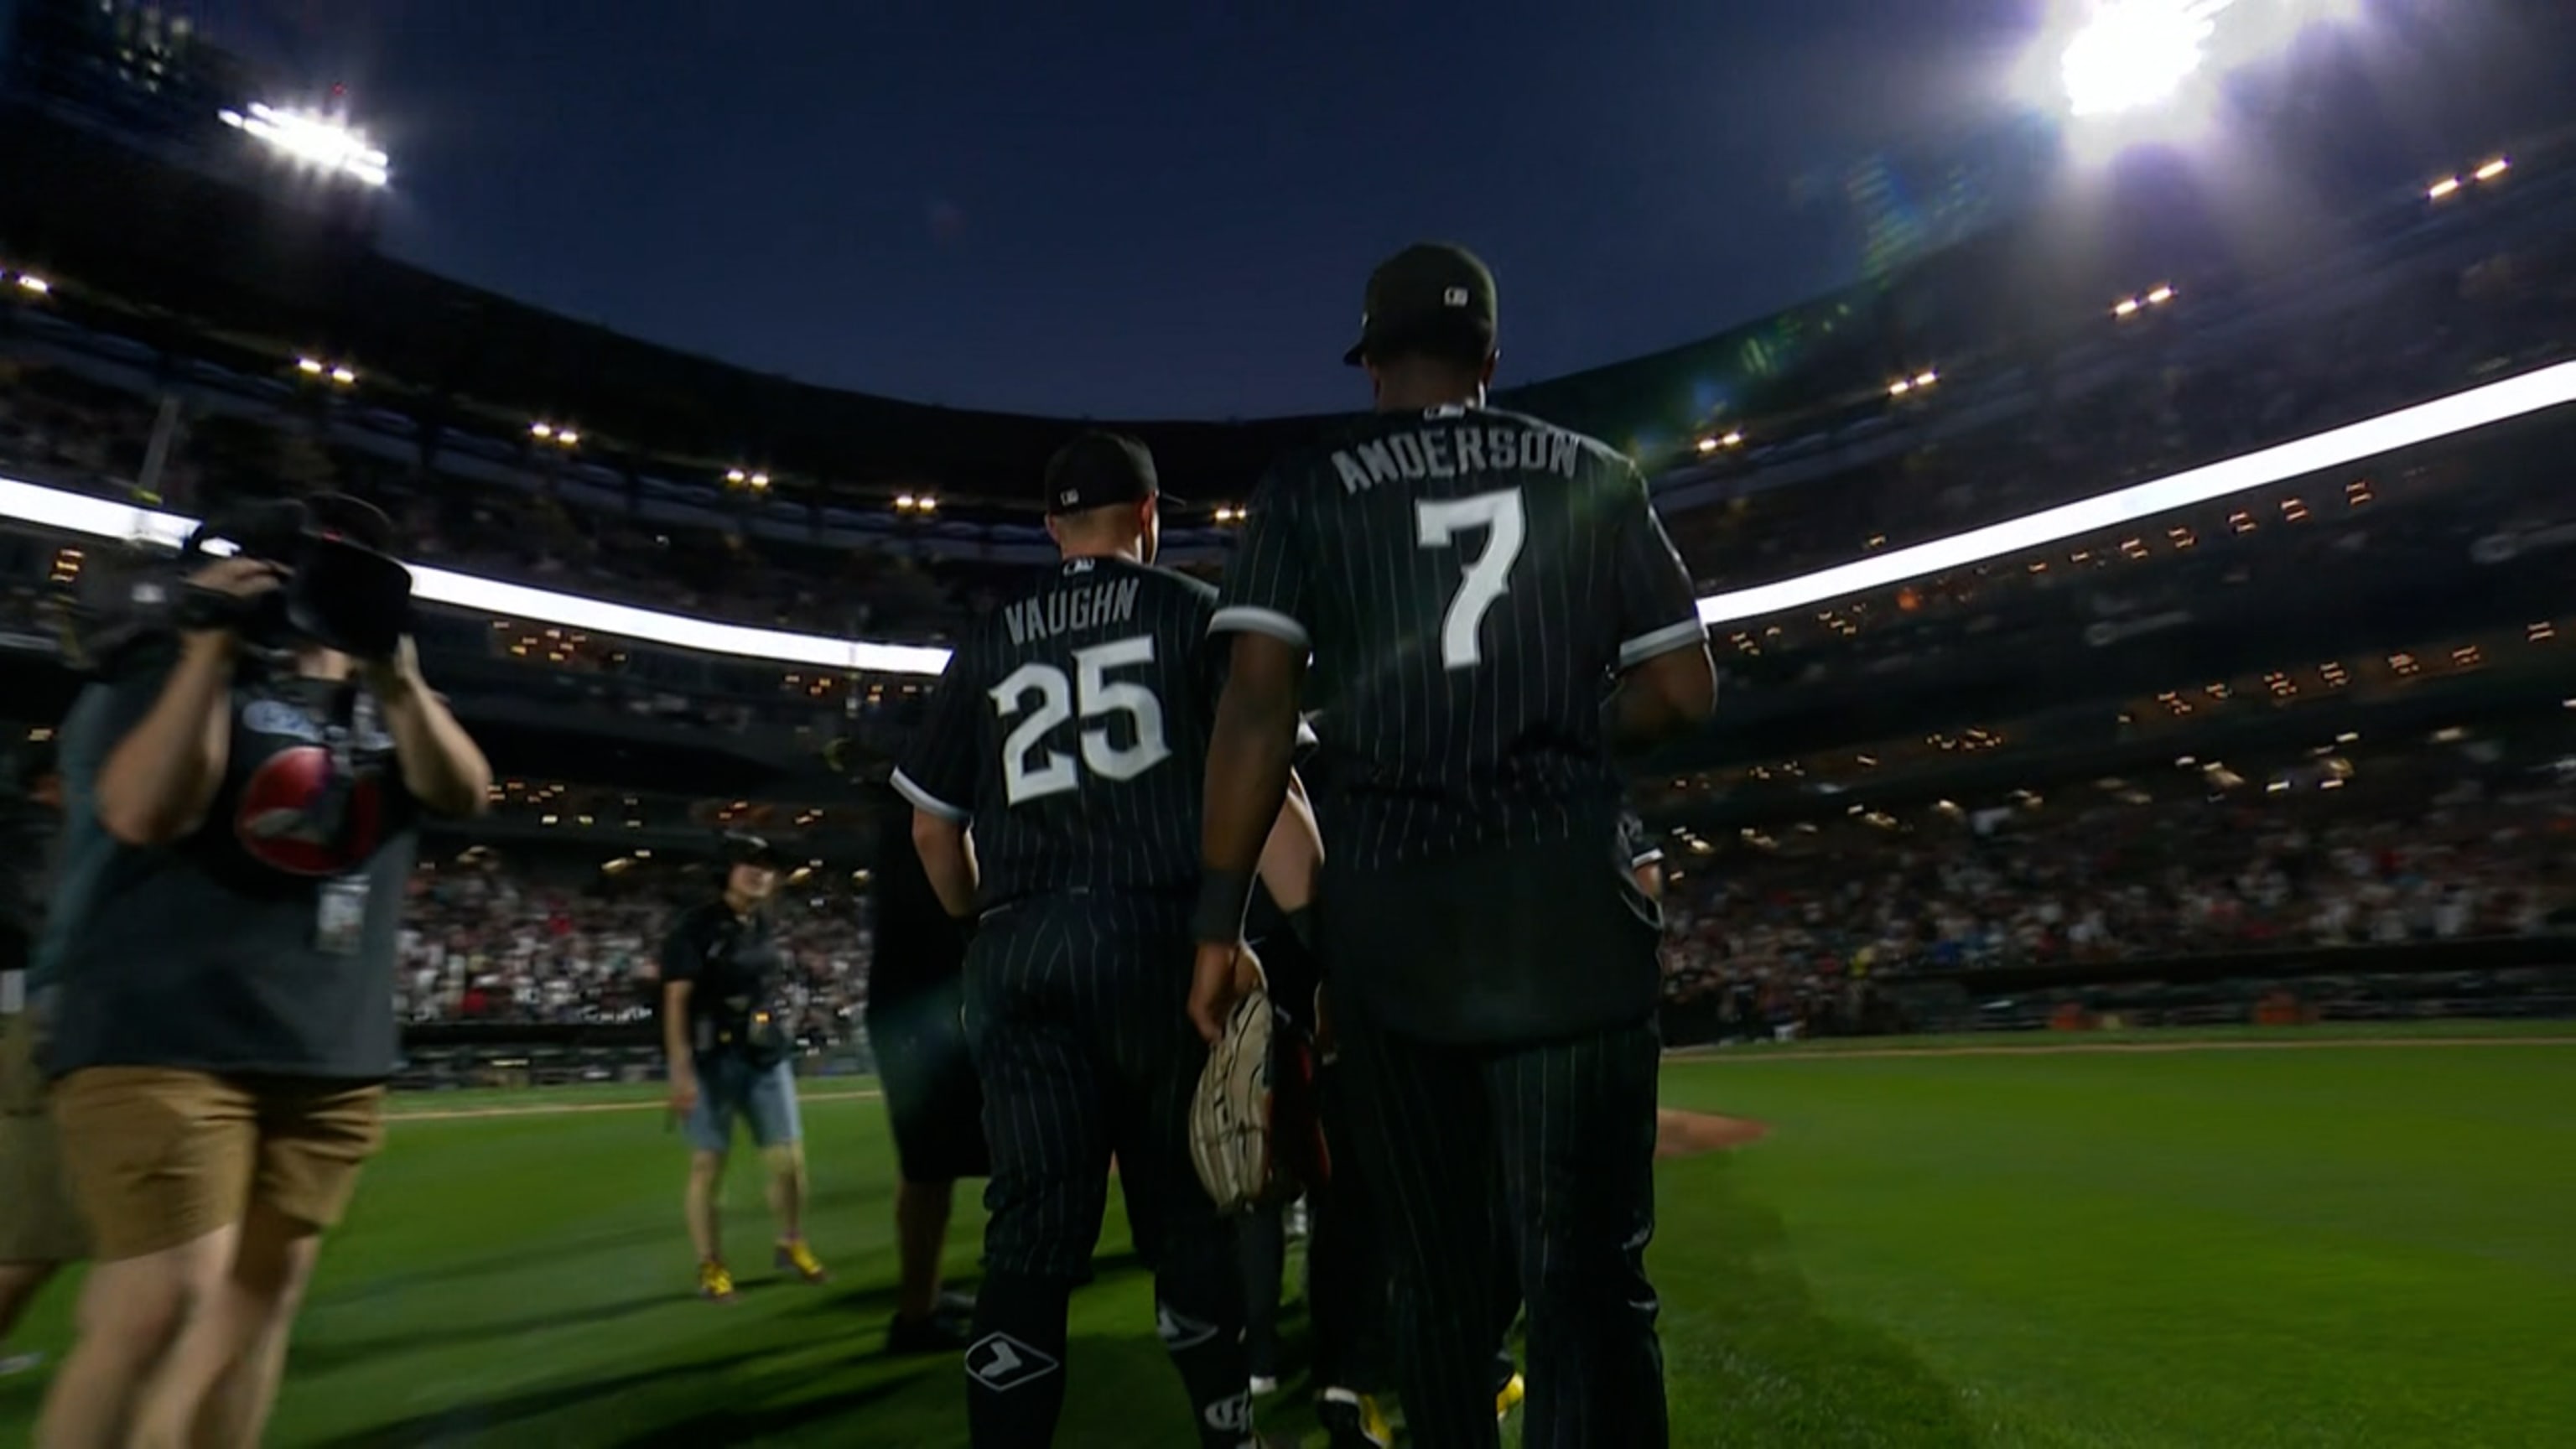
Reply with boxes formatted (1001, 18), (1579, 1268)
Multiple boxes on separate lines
(2061, 0), (2221, 117)
(219, 102), (390, 187)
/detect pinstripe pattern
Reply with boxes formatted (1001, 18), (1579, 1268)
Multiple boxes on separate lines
(962, 891), (1213, 1281)
(896, 557), (1219, 911)
(1334, 989), (1667, 1449)
(1213, 406), (1703, 872)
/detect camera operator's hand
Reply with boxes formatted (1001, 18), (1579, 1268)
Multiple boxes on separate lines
(179, 558), (283, 644)
(360, 636), (425, 701)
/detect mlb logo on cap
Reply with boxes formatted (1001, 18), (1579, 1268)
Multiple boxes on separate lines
(1343, 242), (1499, 366)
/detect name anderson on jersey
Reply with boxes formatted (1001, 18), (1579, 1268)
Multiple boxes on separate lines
(1329, 423), (1583, 496)
(1002, 576), (1143, 648)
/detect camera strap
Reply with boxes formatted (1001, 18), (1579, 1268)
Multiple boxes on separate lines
(299, 681), (366, 842)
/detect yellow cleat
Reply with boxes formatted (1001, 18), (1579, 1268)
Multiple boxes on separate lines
(1319, 1388), (1393, 1449)
(775, 1239), (829, 1285)
(697, 1259), (736, 1302)
(1359, 1393), (1395, 1446)
(1496, 1371), (1526, 1422)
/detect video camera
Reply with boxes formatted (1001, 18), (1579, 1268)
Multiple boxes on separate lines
(75, 494), (413, 673)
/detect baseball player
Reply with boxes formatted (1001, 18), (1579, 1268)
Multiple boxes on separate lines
(1191, 242), (1718, 1448)
(896, 431), (1323, 1448)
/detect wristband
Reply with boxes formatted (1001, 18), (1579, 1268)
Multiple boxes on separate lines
(1285, 905), (1316, 953)
(1191, 868), (1255, 946)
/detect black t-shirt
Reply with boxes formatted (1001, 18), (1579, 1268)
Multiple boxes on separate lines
(1213, 405), (1705, 872)
(42, 651), (421, 1079)
(662, 897), (789, 1065)
(865, 787), (965, 1009)
(894, 556), (1223, 911)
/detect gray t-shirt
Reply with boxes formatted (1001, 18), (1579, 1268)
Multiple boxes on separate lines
(40, 649), (420, 1080)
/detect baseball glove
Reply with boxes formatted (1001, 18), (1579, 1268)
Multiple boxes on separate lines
(1189, 987), (1325, 1215)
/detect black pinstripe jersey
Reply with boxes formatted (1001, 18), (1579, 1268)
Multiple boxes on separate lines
(1213, 405), (1705, 870)
(895, 556), (1219, 912)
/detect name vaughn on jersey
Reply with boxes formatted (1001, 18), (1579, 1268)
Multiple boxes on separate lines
(1328, 420), (1584, 496)
(1002, 574), (1144, 648)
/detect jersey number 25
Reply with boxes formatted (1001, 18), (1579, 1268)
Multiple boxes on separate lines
(1416, 487), (1528, 670)
(989, 635), (1172, 804)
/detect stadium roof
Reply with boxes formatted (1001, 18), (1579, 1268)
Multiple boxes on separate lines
(0, 97), (1903, 506)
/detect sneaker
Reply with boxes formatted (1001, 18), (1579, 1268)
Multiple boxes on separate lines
(698, 1259), (737, 1302)
(886, 1310), (973, 1356)
(0, 1351), (45, 1378)
(1318, 1388), (1393, 1449)
(775, 1239), (829, 1285)
(1495, 1369), (1525, 1421)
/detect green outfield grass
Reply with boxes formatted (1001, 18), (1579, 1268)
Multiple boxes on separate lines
(4, 1025), (2571, 1446)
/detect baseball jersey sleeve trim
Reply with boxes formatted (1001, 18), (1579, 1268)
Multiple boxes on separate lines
(1617, 617), (1708, 670)
(890, 768), (969, 823)
(1209, 605), (1312, 651)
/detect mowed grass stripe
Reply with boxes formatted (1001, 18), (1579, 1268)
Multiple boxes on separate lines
(9, 1032), (2571, 1446)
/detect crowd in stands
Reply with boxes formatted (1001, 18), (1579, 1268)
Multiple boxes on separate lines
(392, 853), (874, 1047)
(362, 739), (2576, 1051)
(1657, 750), (2575, 1040)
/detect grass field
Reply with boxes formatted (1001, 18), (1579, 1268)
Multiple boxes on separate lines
(4, 1023), (2572, 1446)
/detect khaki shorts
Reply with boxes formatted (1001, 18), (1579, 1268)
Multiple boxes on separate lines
(0, 1013), (89, 1265)
(51, 1067), (386, 1262)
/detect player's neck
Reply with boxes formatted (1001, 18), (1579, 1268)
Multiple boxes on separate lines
(1057, 541), (1141, 565)
(1374, 379), (1487, 415)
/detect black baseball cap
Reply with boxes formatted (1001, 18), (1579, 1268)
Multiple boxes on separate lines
(1043, 430), (1178, 516)
(1343, 242), (1499, 367)
(721, 832), (787, 870)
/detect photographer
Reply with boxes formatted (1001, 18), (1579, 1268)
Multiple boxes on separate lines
(662, 834), (829, 1302)
(34, 496), (490, 1449)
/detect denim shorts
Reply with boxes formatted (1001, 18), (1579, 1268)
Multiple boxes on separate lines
(683, 1053), (802, 1153)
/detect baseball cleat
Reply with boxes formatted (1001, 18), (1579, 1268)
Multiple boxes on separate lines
(774, 1239), (829, 1284)
(1249, 1374), (1280, 1395)
(1318, 1388), (1393, 1449)
(697, 1259), (737, 1302)
(886, 1311), (973, 1356)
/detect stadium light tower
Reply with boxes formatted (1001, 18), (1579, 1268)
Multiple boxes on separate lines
(2060, 0), (2223, 117)
(2038, 0), (2359, 122)
(218, 101), (391, 187)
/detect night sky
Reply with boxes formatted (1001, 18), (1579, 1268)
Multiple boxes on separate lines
(223, 0), (2044, 419)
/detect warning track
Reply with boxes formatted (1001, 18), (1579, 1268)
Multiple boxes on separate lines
(382, 1036), (2574, 1123)
(1669, 1036), (2576, 1065)
(389, 1088), (882, 1124)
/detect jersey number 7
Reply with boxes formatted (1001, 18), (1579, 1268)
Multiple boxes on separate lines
(989, 635), (1172, 804)
(1416, 488), (1528, 670)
